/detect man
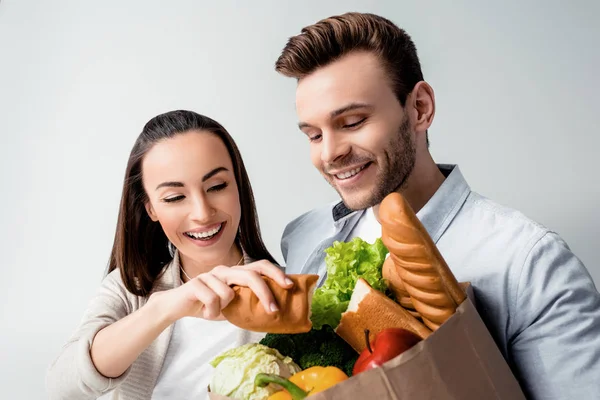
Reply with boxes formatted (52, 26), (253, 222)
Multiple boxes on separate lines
(274, 12), (600, 399)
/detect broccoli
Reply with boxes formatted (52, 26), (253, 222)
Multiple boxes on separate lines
(319, 337), (347, 367)
(258, 332), (299, 360)
(259, 325), (359, 376)
(342, 356), (358, 377)
(298, 352), (330, 369)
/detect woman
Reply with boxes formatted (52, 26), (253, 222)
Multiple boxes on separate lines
(46, 110), (292, 399)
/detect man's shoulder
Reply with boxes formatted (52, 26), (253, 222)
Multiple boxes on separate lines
(282, 201), (339, 239)
(280, 200), (343, 264)
(454, 190), (569, 266)
(466, 191), (550, 236)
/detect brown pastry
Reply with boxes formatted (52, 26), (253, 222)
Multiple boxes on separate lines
(379, 192), (466, 331)
(221, 274), (319, 334)
(335, 278), (432, 353)
(384, 254), (470, 320)
(382, 255), (421, 319)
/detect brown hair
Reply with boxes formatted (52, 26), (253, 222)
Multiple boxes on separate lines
(275, 12), (424, 108)
(107, 110), (277, 296)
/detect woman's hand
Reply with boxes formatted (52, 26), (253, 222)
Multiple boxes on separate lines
(151, 260), (293, 323)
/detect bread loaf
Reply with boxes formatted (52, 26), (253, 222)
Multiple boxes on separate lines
(379, 192), (466, 331)
(335, 278), (431, 353)
(222, 274), (319, 334)
(382, 255), (421, 319)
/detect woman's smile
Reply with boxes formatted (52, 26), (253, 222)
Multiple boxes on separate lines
(182, 221), (226, 247)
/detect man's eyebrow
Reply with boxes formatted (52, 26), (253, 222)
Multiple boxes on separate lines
(297, 102), (373, 129)
(330, 102), (373, 118)
(155, 167), (229, 190)
(298, 121), (313, 130)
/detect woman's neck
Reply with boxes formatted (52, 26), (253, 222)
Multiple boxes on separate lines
(179, 245), (244, 281)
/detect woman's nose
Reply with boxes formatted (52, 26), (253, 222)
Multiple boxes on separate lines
(189, 196), (216, 222)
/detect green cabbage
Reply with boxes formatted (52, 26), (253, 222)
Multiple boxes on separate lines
(209, 343), (301, 400)
(310, 237), (389, 330)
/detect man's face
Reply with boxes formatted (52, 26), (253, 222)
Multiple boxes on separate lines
(295, 51), (416, 210)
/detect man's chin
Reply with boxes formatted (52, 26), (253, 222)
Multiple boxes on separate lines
(338, 191), (379, 211)
(327, 177), (380, 210)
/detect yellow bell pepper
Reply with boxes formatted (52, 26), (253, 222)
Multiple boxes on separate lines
(255, 366), (348, 400)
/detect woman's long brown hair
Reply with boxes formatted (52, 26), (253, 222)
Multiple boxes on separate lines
(107, 110), (277, 296)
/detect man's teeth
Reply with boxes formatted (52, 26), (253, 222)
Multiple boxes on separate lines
(186, 224), (222, 239)
(335, 165), (366, 180)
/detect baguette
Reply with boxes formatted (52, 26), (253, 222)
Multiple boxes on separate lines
(384, 253), (470, 320)
(382, 255), (421, 319)
(335, 278), (431, 353)
(379, 192), (466, 331)
(221, 274), (319, 334)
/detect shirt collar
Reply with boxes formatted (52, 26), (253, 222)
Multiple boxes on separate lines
(331, 164), (471, 242)
(417, 164), (471, 243)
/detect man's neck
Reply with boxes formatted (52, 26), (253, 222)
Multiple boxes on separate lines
(374, 154), (445, 218)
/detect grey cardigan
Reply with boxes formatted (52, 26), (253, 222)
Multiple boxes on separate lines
(45, 251), (265, 400)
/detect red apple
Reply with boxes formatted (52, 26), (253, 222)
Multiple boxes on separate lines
(352, 328), (422, 375)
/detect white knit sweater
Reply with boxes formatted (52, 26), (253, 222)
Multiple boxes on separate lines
(45, 251), (264, 400)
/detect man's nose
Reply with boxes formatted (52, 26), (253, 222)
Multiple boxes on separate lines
(190, 195), (215, 222)
(320, 132), (350, 164)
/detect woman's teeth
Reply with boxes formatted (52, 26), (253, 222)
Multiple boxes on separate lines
(185, 224), (222, 240)
(335, 165), (367, 180)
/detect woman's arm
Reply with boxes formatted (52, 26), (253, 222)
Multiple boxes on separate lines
(45, 271), (137, 400)
(46, 260), (291, 399)
(89, 294), (173, 378)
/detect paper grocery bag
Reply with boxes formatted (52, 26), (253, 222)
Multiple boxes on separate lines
(310, 296), (525, 399)
(209, 285), (526, 400)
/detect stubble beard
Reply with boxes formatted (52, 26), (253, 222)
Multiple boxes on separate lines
(331, 115), (416, 211)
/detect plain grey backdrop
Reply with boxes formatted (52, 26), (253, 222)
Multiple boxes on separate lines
(0, 0), (598, 399)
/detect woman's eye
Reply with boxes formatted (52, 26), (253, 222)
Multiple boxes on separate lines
(343, 118), (366, 129)
(308, 134), (322, 142)
(208, 183), (228, 192)
(163, 195), (184, 203)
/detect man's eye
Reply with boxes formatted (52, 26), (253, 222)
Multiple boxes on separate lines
(343, 118), (366, 129)
(208, 183), (228, 192)
(163, 195), (184, 203)
(309, 134), (322, 142)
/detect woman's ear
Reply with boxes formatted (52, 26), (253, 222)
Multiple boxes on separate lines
(408, 81), (436, 134)
(145, 201), (158, 222)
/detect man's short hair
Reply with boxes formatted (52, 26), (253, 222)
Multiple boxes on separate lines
(275, 12), (424, 108)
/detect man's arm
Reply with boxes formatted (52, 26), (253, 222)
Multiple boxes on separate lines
(509, 231), (600, 400)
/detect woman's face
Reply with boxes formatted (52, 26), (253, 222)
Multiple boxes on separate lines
(142, 130), (241, 268)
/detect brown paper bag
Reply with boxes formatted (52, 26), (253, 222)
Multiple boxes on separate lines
(209, 285), (526, 400)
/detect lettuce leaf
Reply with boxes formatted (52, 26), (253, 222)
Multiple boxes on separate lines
(310, 237), (390, 330)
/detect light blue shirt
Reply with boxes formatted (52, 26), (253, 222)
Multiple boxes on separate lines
(281, 164), (600, 400)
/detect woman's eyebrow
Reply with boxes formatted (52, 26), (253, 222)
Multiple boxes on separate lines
(155, 181), (184, 191)
(155, 167), (229, 191)
(202, 166), (228, 182)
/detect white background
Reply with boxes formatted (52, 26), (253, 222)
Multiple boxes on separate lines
(0, 1), (598, 398)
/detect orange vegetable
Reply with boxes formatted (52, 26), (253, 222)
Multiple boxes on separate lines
(255, 366), (348, 400)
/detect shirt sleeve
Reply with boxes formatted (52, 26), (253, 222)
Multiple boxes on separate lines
(45, 271), (134, 400)
(510, 231), (600, 399)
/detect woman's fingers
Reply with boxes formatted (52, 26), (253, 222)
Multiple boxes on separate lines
(198, 273), (235, 309)
(211, 266), (279, 314)
(188, 278), (221, 319)
(241, 260), (294, 289)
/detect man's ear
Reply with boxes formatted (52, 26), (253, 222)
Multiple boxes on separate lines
(408, 81), (435, 134)
(145, 201), (158, 222)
